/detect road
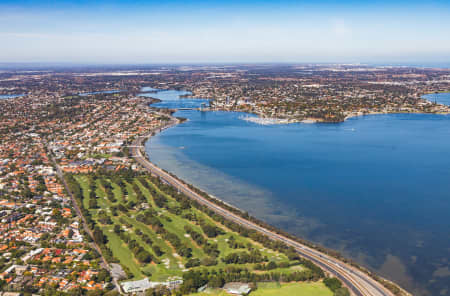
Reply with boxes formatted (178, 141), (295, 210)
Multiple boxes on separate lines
(130, 119), (396, 296)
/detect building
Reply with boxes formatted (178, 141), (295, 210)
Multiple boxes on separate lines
(223, 282), (251, 295)
(121, 278), (152, 294)
(121, 278), (183, 294)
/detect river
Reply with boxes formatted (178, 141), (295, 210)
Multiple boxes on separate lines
(142, 89), (450, 296)
(0, 94), (24, 99)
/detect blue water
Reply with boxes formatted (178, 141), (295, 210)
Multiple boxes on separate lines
(144, 90), (450, 296)
(0, 94), (24, 99)
(423, 92), (450, 106)
(139, 88), (211, 109)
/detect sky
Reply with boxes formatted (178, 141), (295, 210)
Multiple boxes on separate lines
(1, 0), (450, 64)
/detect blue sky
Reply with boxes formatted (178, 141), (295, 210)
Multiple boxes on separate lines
(1, 0), (450, 63)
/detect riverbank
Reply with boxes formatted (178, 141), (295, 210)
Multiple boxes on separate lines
(143, 88), (450, 125)
(133, 102), (410, 296)
(183, 98), (449, 125)
(239, 108), (450, 125)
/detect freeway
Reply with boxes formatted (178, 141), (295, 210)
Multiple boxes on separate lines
(131, 119), (396, 296)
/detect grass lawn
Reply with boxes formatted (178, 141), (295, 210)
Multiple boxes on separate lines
(83, 153), (112, 159)
(252, 282), (333, 296)
(75, 175), (90, 210)
(103, 225), (144, 280)
(190, 282), (333, 296)
(124, 181), (137, 203)
(189, 289), (229, 296)
(111, 181), (123, 203)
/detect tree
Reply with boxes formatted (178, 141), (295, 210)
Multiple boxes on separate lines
(267, 261), (277, 270)
(96, 268), (110, 282)
(208, 275), (225, 288)
(86, 289), (103, 296)
(93, 227), (107, 245)
(136, 250), (152, 263)
(323, 277), (342, 292)
(185, 258), (200, 268)
(200, 222), (224, 238)
(67, 287), (84, 296)
(113, 224), (121, 234)
(89, 198), (98, 209)
(335, 288), (351, 296)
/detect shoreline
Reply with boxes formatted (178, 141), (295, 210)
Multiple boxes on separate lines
(132, 100), (410, 296)
(159, 91), (450, 125)
(239, 110), (449, 125)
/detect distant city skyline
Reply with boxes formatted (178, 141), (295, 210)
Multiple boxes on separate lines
(1, 0), (450, 63)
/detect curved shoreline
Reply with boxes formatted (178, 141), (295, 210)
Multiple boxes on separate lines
(131, 103), (409, 296)
(151, 90), (450, 125)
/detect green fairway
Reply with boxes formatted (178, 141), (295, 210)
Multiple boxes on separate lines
(190, 282), (333, 296)
(103, 225), (144, 279)
(73, 173), (307, 278)
(67, 170), (335, 293)
(111, 182), (123, 203)
(252, 282), (333, 296)
(74, 175), (91, 210)
(189, 289), (229, 296)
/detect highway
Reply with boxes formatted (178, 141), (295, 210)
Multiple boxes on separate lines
(131, 119), (396, 296)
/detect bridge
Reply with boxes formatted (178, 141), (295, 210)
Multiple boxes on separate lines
(177, 103), (209, 111)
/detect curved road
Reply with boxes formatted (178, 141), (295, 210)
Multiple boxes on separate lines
(131, 119), (396, 296)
